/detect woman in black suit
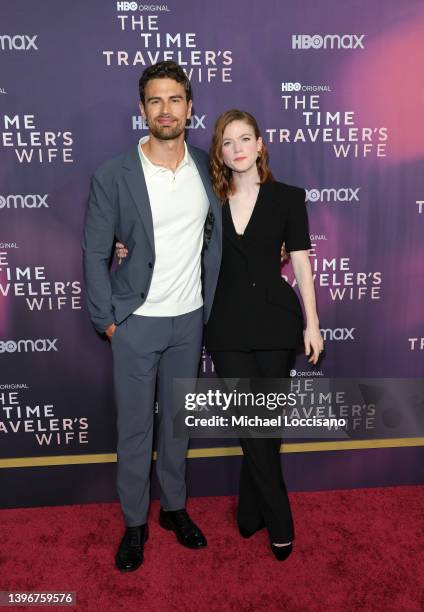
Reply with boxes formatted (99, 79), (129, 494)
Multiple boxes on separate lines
(116, 109), (323, 561)
(206, 109), (323, 561)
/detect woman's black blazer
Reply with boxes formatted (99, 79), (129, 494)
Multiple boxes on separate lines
(205, 180), (311, 351)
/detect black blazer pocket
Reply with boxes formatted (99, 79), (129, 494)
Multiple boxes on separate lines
(266, 283), (303, 320)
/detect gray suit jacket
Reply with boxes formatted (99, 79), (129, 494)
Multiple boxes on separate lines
(82, 143), (222, 333)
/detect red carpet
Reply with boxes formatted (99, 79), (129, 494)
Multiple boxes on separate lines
(1, 486), (423, 611)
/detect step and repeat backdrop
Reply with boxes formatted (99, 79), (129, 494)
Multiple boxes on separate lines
(1, 0), (423, 507)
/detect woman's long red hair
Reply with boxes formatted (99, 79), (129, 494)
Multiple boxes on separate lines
(209, 109), (274, 201)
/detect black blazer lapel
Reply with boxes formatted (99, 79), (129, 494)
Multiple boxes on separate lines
(122, 146), (155, 255)
(222, 184), (267, 255)
(223, 202), (246, 255)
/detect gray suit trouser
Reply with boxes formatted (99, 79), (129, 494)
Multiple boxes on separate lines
(111, 307), (203, 526)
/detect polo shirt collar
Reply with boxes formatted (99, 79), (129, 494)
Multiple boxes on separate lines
(138, 135), (191, 177)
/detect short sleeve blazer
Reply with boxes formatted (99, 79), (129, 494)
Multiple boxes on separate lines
(205, 180), (312, 351)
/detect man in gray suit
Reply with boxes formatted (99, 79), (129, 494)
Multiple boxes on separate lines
(82, 61), (222, 572)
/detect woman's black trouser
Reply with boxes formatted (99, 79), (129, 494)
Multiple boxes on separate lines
(210, 349), (295, 543)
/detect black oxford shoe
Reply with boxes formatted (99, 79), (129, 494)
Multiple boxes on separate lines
(159, 508), (207, 549)
(115, 524), (148, 572)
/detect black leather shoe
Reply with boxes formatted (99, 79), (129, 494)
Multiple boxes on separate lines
(115, 524), (148, 572)
(159, 508), (207, 549)
(238, 519), (265, 539)
(271, 542), (293, 561)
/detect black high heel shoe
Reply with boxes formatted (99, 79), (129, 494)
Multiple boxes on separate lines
(239, 526), (256, 538)
(238, 519), (265, 539)
(270, 542), (293, 561)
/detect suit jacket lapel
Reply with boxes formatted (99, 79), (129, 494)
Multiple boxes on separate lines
(223, 185), (265, 255)
(122, 145), (155, 255)
(122, 143), (223, 256)
(223, 202), (246, 254)
(189, 145), (223, 252)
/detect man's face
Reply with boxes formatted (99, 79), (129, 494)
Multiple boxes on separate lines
(140, 77), (192, 141)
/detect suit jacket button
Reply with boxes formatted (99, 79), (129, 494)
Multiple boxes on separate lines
(141, 293), (145, 298)
(148, 262), (153, 268)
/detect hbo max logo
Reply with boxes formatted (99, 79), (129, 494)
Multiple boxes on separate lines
(116, 1), (138, 9)
(0, 194), (49, 209)
(306, 188), (360, 203)
(0, 35), (38, 51)
(321, 328), (355, 341)
(281, 83), (301, 92)
(292, 34), (365, 50)
(0, 339), (58, 353)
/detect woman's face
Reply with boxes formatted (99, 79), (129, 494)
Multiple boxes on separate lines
(221, 120), (262, 174)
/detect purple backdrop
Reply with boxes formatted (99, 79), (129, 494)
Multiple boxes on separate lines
(1, 0), (423, 508)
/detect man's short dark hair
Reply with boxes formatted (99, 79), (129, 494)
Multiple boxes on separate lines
(139, 61), (192, 104)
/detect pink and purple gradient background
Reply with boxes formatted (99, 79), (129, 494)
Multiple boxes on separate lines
(0, 0), (423, 491)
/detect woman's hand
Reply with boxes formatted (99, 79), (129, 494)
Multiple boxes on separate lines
(115, 242), (128, 264)
(304, 324), (324, 365)
(290, 250), (323, 365)
(280, 242), (289, 263)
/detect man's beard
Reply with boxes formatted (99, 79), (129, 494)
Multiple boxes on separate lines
(148, 117), (186, 141)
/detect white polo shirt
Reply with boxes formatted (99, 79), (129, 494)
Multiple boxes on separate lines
(133, 136), (210, 317)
